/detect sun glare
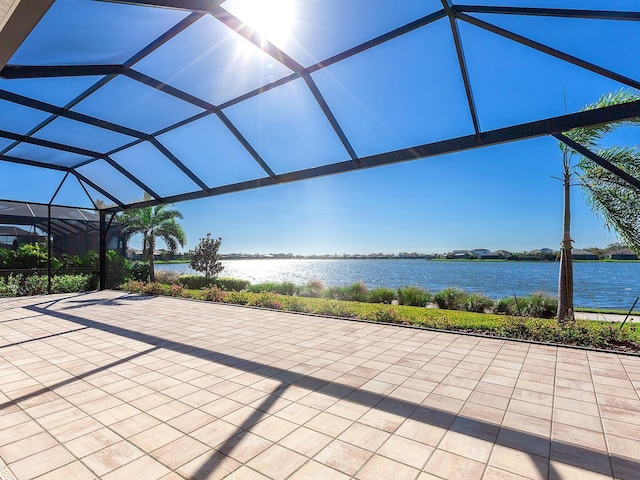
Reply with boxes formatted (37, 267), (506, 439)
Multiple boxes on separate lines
(223, 0), (296, 47)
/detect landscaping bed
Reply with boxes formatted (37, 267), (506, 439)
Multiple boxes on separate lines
(120, 279), (640, 353)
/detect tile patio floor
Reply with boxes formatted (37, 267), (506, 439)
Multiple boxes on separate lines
(0, 291), (639, 480)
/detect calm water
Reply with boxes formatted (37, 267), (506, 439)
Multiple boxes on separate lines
(157, 259), (640, 309)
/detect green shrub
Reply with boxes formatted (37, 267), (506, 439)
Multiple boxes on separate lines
(498, 316), (636, 349)
(214, 277), (250, 292)
(142, 282), (164, 295)
(168, 283), (187, 297)
(281, 296), (308, 312)
(120, 279), (146, 293)
(249, 292), (283, 309)
(15, 243), (50, 269)
(362, 305), (404, 324)
(223, 290), (251, 305)
(23, 275), (48, 295)
(52, 274), (92, 293)
(433, 287), (468, 310)
(523, 292), (557, 319)
(0, 248), (13, 268)
(248, 281), (297, 296)
(313, 299), (355, 318)
(106, 250), (129, 289)
(495, 296), (520, 315)
(324, 282), (368, 302)
(367, 287), (397, 304)
(201, 286), (227, 302)
(495, 293), (557, 319)
(300, 279), (325, 298)
(0, 273), (92, 296)
(178, 275), (215, 289)
(129, 262), (150, 282)
(155, 270), (180, 284)
(463, 292), (494, 313)
(0, 274), (22, 297)
(397, 286), (431, 306)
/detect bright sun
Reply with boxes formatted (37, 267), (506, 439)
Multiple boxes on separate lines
(222, 0), (296, 47)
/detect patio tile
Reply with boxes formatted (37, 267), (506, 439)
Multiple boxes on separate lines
(356, 455), (420, 479)
(64, 427), (123, 457)
(8, 445), (75, 479)
(81, 440), (144, 477)
(110, 412), (162, 438)
(246, 444), (307, 479)
(0, 431), (58, 463)
(36, 460), (96, 480)
(489, 445), (549, 480)
(151, 435), (210, 470)
(129, 423), (183, 451)
(1, 292), (639, 480)
(102, 455), (171, 480)
(339, 422), (390, 451)
(423, 449), (486, 480)
(177, 450), (241, 479)
(280, 426), (332, 457)
(314, 440), (373, 477)
(288, 460), (350, 479)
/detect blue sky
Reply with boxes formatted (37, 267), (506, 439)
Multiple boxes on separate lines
(2, 0), (639, 255)
(172, 135), (620, 255)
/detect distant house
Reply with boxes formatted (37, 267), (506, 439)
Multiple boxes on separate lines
(539, 248), (554, 254)
(608, 248), (639, 260)
(471, 248), (490, 257)
(451, 250), (471, 259)
(572, 249), (598, 260)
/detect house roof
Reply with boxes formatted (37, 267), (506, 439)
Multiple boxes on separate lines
(0, 1), (639, 213)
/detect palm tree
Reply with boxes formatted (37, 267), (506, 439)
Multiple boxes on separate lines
(120, 204), (186, 282)
(557, 89), (640, 321)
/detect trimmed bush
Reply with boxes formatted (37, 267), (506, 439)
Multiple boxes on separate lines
(52, 274), (92, 293)
(201, 286), (227, 302)
(215, 277), (250, 292)
(178, 275), (215, 289)
(300, 279), (325, 298)
(324, 282), (368, 302)
(495, 293), (557, 319)
(362, 305), (404, 324)
(155, 270), (180, 284)
(523, 292), (557, 319)
(433, 287), (468, 310)
(313, 300), (355, 318)
(463, 292), (494, 313)
(248, 281), (297, 296)
(495, 296), (520, 316)
(0, 273), (93, 296)
(367, 287), (397, 304)
(129, 262), (151, 282)
(223, 290), (251, 305)
(249, 292), (283, 309)
(397, 286), (431, 307)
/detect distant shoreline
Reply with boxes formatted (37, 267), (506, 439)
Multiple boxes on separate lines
(155, 257), (640, 264)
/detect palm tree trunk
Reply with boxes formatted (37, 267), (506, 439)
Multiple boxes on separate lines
(557, 158), (574, 322)
(148, 236), (155, 283)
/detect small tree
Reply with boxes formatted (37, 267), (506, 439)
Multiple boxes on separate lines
(190, 234), (224, 278)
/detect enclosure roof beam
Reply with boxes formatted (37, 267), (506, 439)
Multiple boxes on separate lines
(103, 99), (640, 212)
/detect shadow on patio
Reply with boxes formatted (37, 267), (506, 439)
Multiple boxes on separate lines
(0, 291), (638, 479)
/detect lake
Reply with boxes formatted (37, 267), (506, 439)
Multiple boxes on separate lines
(157, 259), (640, 310)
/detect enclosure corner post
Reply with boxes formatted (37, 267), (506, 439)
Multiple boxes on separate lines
(47, 204), (52, 295)
(99, 211), (106, 290)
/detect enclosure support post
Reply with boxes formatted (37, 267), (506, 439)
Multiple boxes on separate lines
(99, 211), (106, 290)
(47, 204), (52, 295)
